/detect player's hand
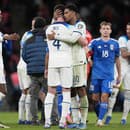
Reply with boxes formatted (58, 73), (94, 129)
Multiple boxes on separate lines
(113, 77), (121, 88)
(4, 33), (20, 40)
(47, 31), (56, 40)
(53, 9), (63, 20)
(44, 69), (48, 79)
(10, 33), (20, 40)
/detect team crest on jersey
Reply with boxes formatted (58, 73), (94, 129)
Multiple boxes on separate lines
(77, 24), (83, 29)
(110, 44), (114, 50)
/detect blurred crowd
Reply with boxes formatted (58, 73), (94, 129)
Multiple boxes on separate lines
(0, 0), (129, 110)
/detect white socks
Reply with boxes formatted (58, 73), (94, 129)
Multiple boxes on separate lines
(44, 93), (55, 124)
(18, 94), (26, 121)
(122, 98), (130, 120)
(80, 96), (89, 124)
(107, 88), (119, 117)
(25, 94), (31, 121)
(18, 94), (32, 121)
(60, 91), (71, 124)
(71, 96), (80, 124)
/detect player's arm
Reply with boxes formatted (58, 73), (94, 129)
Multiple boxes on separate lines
(3, 33), (20, 41)
(115, 57), (121, 87)
(47, 30), (88, 46)
(44, 48), (49, 79)
(120, 47), (130, 58)
(118, 36), (130, 58)
(22, 43), (27, 63)
(0, 33), (20, 42)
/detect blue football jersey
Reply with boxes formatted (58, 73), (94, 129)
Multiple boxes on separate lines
(89, 38), (120, 80)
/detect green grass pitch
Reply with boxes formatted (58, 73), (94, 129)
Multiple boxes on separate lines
(0, 112), (130, 130)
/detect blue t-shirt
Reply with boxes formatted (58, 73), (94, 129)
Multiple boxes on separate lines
(89, 38), (120, 80)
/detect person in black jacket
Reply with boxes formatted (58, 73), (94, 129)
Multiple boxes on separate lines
(22, 16), (48, 125)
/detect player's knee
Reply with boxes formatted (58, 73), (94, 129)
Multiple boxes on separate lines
(92, 94), (99, 101)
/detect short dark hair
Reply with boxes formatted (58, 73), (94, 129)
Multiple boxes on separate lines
(54, 4), (65, 15)
(33, 16), (46, 28)
(54, 4), (65, 12)
(65, 4), (79, 13)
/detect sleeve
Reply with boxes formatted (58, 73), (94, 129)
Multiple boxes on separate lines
(75, 21), (86, 38)
(46, 25), (52, 35)
(0, 32), (4, 42)
(55, 31), (81, 44)
(22, 43), (27, 63)
(118, 36), (127, 48)
(20, 31), (33, 48)
(88, 39), (95, 51)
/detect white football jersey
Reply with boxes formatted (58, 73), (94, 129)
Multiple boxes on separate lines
(0, 32), (4, 69)
(118, 36), (130, 68)
(72, 20), (87, 66)
(54, 20), (87, 66)
(0, 32), (6, 83)
(46, 22), (73, 68)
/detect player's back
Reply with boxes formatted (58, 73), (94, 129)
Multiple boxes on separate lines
(46, 22), (72, 68)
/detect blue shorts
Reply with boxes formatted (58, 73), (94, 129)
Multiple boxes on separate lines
(89, 79), (113, 94)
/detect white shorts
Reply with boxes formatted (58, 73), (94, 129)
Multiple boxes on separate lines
(17, 58), (31, 90)
(73, 64), (87, 87)
(0, 68), (6, 84)
(48, 67), (73, 88)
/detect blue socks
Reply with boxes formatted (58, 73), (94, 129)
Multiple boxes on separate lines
(94, 101), (100, 117)
(98, 102), (108, 120)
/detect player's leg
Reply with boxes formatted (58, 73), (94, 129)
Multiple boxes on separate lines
(121, 73), (130, 125)
(91, 93), (100, 120)
(121, 90), (130, 125)
(22, 72), (31, 124)
(70, 88), (80, 124)
(25, 92), (32, 124)
(0, 70), (7, 95)
(39, 88), (46, 124)
(44, 68), (57, 128)
(105, 87), (119, 124)
(68, 65), (84, 128)
(59, 67), (72, 128)
(17, 64), (31, 124)
(90, 79), (100, 118)
(44, 87), (56, 128)
(77, 64), (88, 129)
(18, 90), (26, 124)
(29, 76), (41, 125)
(17, 68), (26, 124)
(97, 93), (109, 126)
(97, 80), (112, 127)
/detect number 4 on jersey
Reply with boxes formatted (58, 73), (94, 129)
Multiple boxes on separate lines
(53, 40), (61, 50)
